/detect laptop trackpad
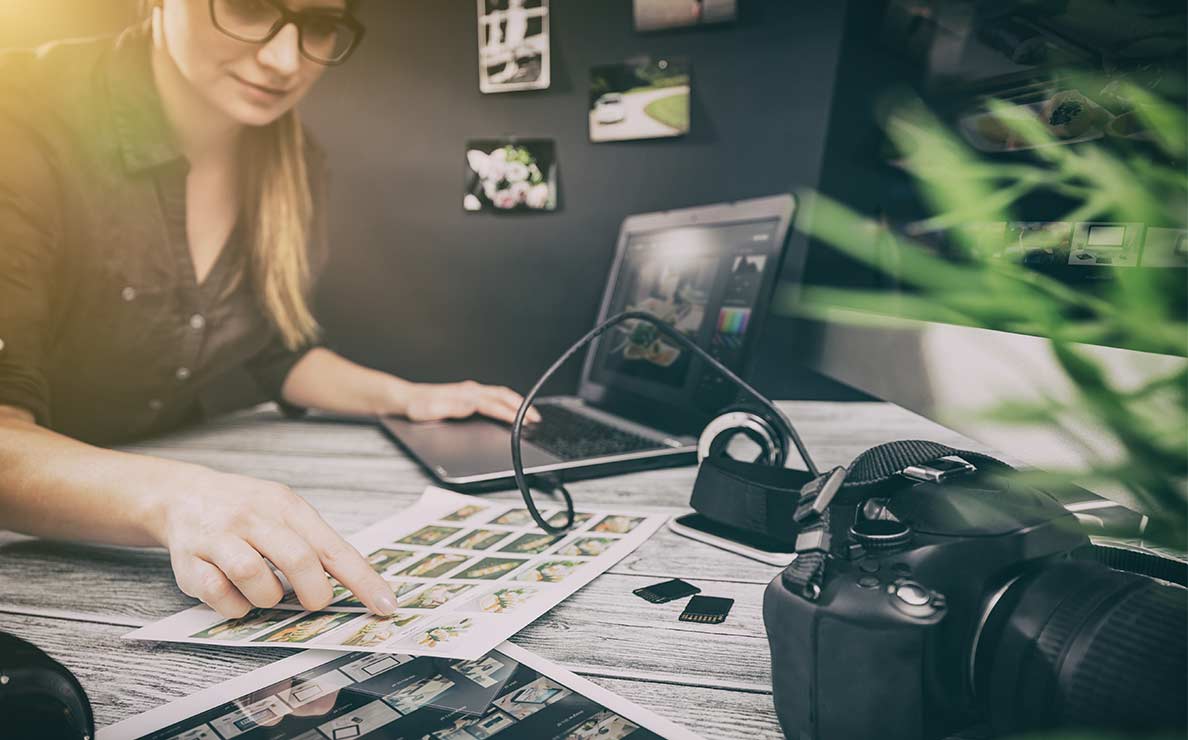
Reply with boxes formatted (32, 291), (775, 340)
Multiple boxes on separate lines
(385, 417), (557, 479)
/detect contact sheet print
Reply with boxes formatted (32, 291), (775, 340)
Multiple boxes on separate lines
(97, 642), (701, 740)
(126, 488), (666, 660)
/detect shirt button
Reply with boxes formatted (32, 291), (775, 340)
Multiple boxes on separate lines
(121, 286), (137, 302)
(175, 367), (191, 381)
(148, 399), (163, 411)
(189, 314), (206, 331)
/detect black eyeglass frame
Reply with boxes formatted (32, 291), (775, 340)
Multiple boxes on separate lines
(208, 0), (366, 66)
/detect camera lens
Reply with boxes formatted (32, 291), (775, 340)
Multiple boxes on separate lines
(973, 559), (1187, 735)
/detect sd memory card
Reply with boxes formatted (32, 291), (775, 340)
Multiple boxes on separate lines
(633, 578), (700, 604)
(679, 595), (734, 624)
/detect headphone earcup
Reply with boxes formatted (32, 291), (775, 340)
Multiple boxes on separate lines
(698, 407), (790, 468)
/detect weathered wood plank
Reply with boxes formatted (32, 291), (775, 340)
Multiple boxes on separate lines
(0, 613), (780, 739)
(0, 538), (775, 688)
(590, 677), (783, 740)
(123, 401), (998, 463)
(0, 401), (1014, 740)
(0, 513), (787, 623)
(109, 401), (1002, 507)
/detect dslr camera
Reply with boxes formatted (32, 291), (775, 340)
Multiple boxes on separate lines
(763, 454), (1187, 739)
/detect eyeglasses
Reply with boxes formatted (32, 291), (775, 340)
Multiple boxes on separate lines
(209, 0), (365, 66)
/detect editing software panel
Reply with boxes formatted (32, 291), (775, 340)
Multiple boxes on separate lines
(591, 219), (781, 411)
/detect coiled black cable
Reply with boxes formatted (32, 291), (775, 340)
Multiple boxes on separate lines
(511, 310), (819, 533)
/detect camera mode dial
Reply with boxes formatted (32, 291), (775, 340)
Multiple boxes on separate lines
(849, 517), (912, 550)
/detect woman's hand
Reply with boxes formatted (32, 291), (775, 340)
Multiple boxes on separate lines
(403, 380), (541, 425)
(279, 350), (541, 425)
(151, 469), (398, 619)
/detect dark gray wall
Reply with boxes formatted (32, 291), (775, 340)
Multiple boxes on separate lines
(302, 0), (859, 397)
(8, 0), (867, 400)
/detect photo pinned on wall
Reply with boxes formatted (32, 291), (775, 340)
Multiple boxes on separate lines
(464, 139), (558, 213)
(478, 0), (550, 93)
(633, 0), (737, 32)
(589, 58), (691, 143)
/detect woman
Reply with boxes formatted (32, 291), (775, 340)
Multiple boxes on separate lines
(0, 0), (538, 619)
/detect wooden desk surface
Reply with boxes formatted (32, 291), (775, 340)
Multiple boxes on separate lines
(0, 401), (998, 739)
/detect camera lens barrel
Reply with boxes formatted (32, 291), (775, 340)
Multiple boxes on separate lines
(975, 559), (1187, 735)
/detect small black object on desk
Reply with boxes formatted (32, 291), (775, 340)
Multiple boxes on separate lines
(0, 631), (94, 740)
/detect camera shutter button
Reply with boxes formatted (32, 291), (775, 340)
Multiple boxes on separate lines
(894, 582), (931, 607)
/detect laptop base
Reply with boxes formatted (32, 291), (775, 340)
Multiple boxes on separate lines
(380, 420), (696, 493)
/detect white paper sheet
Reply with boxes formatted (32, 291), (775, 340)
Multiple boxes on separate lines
(126, 488), (667, 660)
(97, 641), (702, 740)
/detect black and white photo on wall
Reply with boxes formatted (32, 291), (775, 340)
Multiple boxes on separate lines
(633, 0), (737, 32)
(589, 58), (691, 143)
(464, 139), (558, 213)
(477, 0), (550, 93)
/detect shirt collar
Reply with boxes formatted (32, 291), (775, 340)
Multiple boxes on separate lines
(105, 20), (184, 174)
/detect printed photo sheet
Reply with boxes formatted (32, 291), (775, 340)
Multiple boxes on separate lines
(97, 642), (702, 740)
(126, 488), (666, 660)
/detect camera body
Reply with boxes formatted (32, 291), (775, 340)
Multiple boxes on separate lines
(763, 466), (1088, 740)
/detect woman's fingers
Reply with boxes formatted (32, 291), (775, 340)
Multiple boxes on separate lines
(478, 393), (528, 424)
(284, 498), (398, 615)
(406, 382), (538, 424)
(204, 536), (286, 610)
(495, 386), (540, 422)
(161, 473), (399, 617)
(467, 385), (537, 424)
(245, 522), (334, 611)
(172, 551), (253, 618)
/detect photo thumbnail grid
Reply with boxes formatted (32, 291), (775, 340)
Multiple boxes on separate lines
(126, 489), (664, 660)
(173, 500), (651, 655)
(271, 504), (648, 614)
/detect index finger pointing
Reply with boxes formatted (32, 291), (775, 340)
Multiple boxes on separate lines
(284, 501), (398, 615)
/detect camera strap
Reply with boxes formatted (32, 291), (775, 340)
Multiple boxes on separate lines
(782, 440), (1012, 600)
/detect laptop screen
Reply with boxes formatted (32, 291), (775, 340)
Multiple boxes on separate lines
(585, 217), (784, 420)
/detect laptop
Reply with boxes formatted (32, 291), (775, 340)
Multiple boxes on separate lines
(380, 193), (797, 490)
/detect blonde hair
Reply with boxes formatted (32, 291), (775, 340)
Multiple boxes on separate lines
(146, 2), (321, 351)
(240, 115), (320, 351)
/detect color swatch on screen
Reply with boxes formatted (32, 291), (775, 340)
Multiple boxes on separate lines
(717, 307), (751, 335)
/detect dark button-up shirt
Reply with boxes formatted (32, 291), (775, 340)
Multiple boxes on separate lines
(0, 23), (327, 445)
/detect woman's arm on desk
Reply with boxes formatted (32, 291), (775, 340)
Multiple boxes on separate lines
(0, 406), (398, 618)
(281, 347), (541, 423)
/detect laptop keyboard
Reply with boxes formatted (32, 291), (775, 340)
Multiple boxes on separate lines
(521, 404), (669, 461)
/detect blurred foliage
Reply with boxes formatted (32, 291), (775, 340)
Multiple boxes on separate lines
(789, 78), (1187, 551)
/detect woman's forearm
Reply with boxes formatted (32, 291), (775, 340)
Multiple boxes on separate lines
(280, 347), (415, 416)
(0, 412), (193, 546)
(0, 408), (401, 617)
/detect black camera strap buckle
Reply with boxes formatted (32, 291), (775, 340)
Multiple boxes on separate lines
(782, 467), (848, 600)
(795, 528), (831, 554)
(793, 466), (847, 524)
(901, 456), (976, 483)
